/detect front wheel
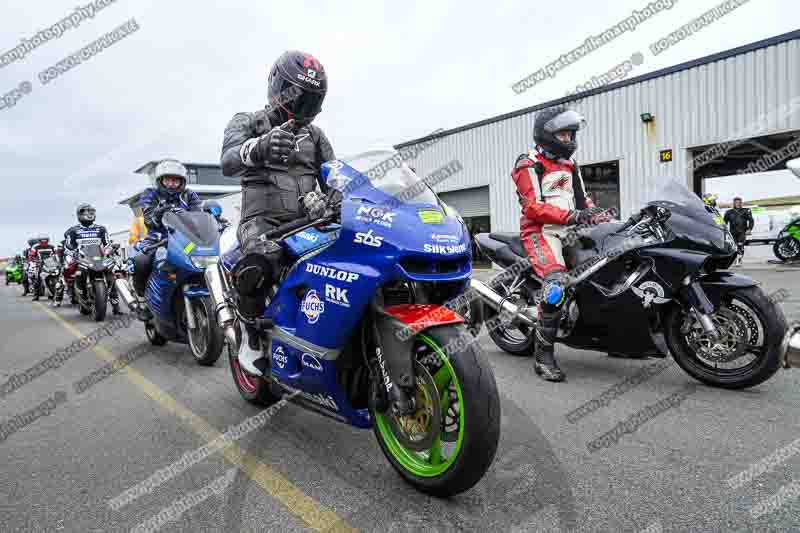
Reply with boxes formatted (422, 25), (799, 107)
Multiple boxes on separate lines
(187, 297), (224, 366)
(92, 280), (107, 322)
(773, 237), (800, 262)
(665, 286), (787, 389)
(372, 326), (501, 497)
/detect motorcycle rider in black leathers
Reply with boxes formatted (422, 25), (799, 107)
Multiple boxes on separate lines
(64, 203), (123, 314)
(220, 50), (336, 376)
(132, 159), (203, 320)
(724, 197), (754, 266)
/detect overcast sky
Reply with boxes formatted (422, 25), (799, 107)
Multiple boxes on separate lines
(1, 0), (797, 256)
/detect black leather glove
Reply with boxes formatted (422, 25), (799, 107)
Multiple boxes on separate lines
(254, 127), (295, 165)
(567, 207), (612, 226)
(302, 191), (326, 219)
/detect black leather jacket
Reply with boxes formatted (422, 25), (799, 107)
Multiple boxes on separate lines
(220, 108), (335, 224)
(64, 223), (110, 251)
(724, 207), (754, 235)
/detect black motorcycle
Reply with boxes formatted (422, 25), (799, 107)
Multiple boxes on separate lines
(471, 180), (792, 389)
(73, 244), (115, 321)
(40, 254), (64, 305)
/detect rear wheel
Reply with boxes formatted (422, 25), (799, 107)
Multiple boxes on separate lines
(666, 286), (786, 389)
(486, 279), (536, 356)
(773, 237), (800, 262)
(372, 326), (501, 497)
(228, 322), (281, 407)
(93, 280), (107, 322)
(145, 322), (168, 346)
(187, 297), (224, 366)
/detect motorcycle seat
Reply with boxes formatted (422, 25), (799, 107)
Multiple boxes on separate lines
(489, 233), (527, 258)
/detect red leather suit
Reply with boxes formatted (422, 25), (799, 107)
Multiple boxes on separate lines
(512, 149), (594, 278)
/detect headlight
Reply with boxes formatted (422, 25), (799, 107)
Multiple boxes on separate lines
(190, 256), (218, 269)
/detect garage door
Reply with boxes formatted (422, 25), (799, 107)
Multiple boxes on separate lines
(437, 186), (490, 218)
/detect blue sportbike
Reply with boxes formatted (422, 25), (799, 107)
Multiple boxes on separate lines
(209, 150), (500, 497)
(117, 208), (224, 366)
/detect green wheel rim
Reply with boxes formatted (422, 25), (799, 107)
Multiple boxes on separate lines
(373, 334), (465, 477)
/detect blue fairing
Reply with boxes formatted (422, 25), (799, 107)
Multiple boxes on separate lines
(141, 211), (220, 336)
(223, 152), (472, 427)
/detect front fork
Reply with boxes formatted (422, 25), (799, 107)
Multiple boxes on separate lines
(678, 280), (720, 339)
(204, 262), (238, 348)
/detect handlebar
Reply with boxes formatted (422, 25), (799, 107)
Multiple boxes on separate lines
(264, 188), (342, 240)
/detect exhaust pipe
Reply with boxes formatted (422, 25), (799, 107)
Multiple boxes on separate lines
(469, 279), (537, 327)
(205, 264), (238, 347)
(114, 278), (139, 308)
(781, 324), (800, 369)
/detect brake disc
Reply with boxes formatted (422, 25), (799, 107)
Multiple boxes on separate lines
(684, 307), (748, 363)
(386, 361), (441, 452)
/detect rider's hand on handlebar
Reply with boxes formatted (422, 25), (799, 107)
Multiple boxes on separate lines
(302, 191), (327, 219)
(567, 207), (612, 226)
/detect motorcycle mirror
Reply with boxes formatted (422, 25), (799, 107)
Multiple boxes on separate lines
(787, 158), (800, 179)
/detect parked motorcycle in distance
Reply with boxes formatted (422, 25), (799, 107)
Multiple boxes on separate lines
(773, 217), (800, 262)
(5, 260), (23, 286)
(73, 243), (114, 321)
(114, 208), (224, 366)
(472, 180), (800, 390)
(773, 158), (800, 262)
(208, 152), (500, 497)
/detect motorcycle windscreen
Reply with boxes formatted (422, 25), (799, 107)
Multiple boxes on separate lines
(322, 150), (442, 207)
(80, 244), (104, 260)
(162, 211), (220, 247)
(43, 257), (60, 271)
(647, 179), (728, 250)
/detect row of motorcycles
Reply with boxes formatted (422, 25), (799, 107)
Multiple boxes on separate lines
(9, 150), (800, 498)
(103, 150), (800, 497)
(9, 237), (127, 321)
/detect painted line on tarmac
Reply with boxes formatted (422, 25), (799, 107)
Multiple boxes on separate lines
(35, 303), (358, 533)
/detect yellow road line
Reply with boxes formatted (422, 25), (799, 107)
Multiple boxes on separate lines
(36, 303), (357, 533)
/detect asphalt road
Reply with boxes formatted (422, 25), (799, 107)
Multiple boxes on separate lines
(1, 267), (798, 532)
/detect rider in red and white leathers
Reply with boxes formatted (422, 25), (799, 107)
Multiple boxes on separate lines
(512, 107), (613, 382)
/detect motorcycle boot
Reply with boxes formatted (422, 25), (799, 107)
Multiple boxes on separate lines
(533, 274), (567, 382)
(238, 323), (269, 377)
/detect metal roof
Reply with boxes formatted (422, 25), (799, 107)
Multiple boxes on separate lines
(133, 161), (222, 174)
(395, 29), (800, 149)
(117, 185), (241, 206)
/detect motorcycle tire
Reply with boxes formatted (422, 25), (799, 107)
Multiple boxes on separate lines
(665, 285), (786, 389)
(187, 297), (224, 366)
(93, 280), (107, 322)
(372, 325), (501, 497)
(773, 237), (800, 262)
(228, 322), (281, 407)
(145, 322), (168, 346)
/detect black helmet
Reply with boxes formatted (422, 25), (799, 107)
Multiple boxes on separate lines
(533, 106), (586, 160)
(153, 159), (188, 196)
(203, 200), (223, 217)
(267, 50), (327, 125)
(76, 203), (96, 226)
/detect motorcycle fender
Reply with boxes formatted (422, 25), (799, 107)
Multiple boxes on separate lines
(378, 304), (465, 386)
(183, 287), (209, 298)
(697, 271), (759, 309)
(373, 311), (417, 390)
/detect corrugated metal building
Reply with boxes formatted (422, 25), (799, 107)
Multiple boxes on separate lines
(394, 30), (800, 234)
